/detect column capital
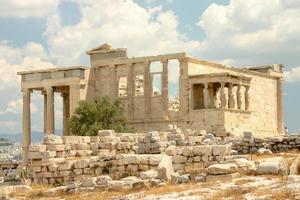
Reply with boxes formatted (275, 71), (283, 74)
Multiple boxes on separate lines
(160, 59), (168, 65)
(45, 86), (54, 92)
(21, 88), (32, 93)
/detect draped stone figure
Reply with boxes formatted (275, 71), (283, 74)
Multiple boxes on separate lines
(237, 85), (243, 109)
(203, 83), (210, 108)
(245, 86), (250, 110)
(214, 88), (221, 108)
(220, 83), (228, 108)
(228, 83), (236, 109)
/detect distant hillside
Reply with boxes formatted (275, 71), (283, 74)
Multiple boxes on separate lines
(0, 130), (62, 144)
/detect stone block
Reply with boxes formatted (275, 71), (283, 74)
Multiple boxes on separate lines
(140, 169), (158, 180)
(60, 170), (71, 177)
(29, 151), (56, 159)
(29, 145), (47, 152)
(212, 145), (231, 156)
(208, 163), (238, 175)
(58, 160), (74, 171)
(172, 155), (187, 164)
(257, 157), (288, 175)
(98, 130), (116, 137)
(194, 146), (212, 156)
(149, 155), (163, 165)
(46, 144), (65, 151)
(181, 146), (193, 156)
(74, 159), (90, 169)
(157, 155), (174, 181)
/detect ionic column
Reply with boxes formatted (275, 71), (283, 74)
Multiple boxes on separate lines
(42, 91), (47, 133)
(228, 83), (235, 109)
(203, 83), (210, 108)
(161, 60), (169, 119)
(178, 58), (189, 121)
(237, 84), (242, 109)
(62, 92), (70, 136)
(127, 64), (135, 120)
(46, 86), (55, 134)
(220, 82), (227, 108)
(245, 86), (250, 111)
(144, 62), (152, 120)
(22, 89), (31, 163)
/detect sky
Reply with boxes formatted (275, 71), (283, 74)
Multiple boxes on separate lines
(0, 0), (300, 134)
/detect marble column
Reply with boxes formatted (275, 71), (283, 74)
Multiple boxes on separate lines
(237, 84), (243, 109)
(161, 60), (169, 119)
(245, 86), (250, 111)
(62, 92), (70, 136)
(178, 58), (189, 121)
(228, 83), (235, 109)
(144, 62), (152, 120)
(42, 91), (47, 133)
(22, 89), (31, 163)
(127, 64), (135, 120)
(203, 83), (210, 108)
(277, 78), (284, 134)
(46, 86), (55, 134)
(220, 82), (227, 108)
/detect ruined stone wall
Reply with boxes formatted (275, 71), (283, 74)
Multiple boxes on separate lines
(28, 130), (231, 184)
(231, 135), (300, 154)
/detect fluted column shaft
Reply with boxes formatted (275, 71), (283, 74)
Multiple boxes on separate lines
(22, 89), (31, 163)
(46, 87), (55, 134)
(161, 60), (169, 119)
(62, 92), (70, 136)
(43, 91), (47, 133)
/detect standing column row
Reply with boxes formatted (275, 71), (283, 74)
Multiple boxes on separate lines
(202, 82), (250, 110)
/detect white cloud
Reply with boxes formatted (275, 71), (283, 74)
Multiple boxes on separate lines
(197, 0), (300, 68)
(0, 42), (55, 91)
(284, 66), (300, 83)
(44, 0), (200, 67)
(0, 99), (38, 115)
(0, 0), (59, 18)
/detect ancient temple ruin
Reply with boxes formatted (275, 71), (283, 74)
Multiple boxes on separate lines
(17, 44), (285, 161)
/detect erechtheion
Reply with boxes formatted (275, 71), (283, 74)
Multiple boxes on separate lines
(17, 43), (284, 161)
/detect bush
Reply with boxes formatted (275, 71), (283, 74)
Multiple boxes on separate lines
(69, 96), (133, 136)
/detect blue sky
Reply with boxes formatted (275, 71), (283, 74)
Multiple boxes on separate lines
(0, 0), (300, 134)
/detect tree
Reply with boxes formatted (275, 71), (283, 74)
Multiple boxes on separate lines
(69, 96), (133, 136)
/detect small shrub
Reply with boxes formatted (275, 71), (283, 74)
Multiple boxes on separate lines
(69, 96), (133, 136)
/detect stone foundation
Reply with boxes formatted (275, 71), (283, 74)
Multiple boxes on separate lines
(28, 130), (231, 184)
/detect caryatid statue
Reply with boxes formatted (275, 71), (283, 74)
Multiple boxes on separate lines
(203, 83), (210, 108)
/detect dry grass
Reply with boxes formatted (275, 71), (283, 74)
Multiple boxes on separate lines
(210, 186), (252, 200)
(234, 178), (256, 185)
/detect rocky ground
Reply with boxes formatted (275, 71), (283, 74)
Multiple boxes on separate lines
(1, 151), (300, 200)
